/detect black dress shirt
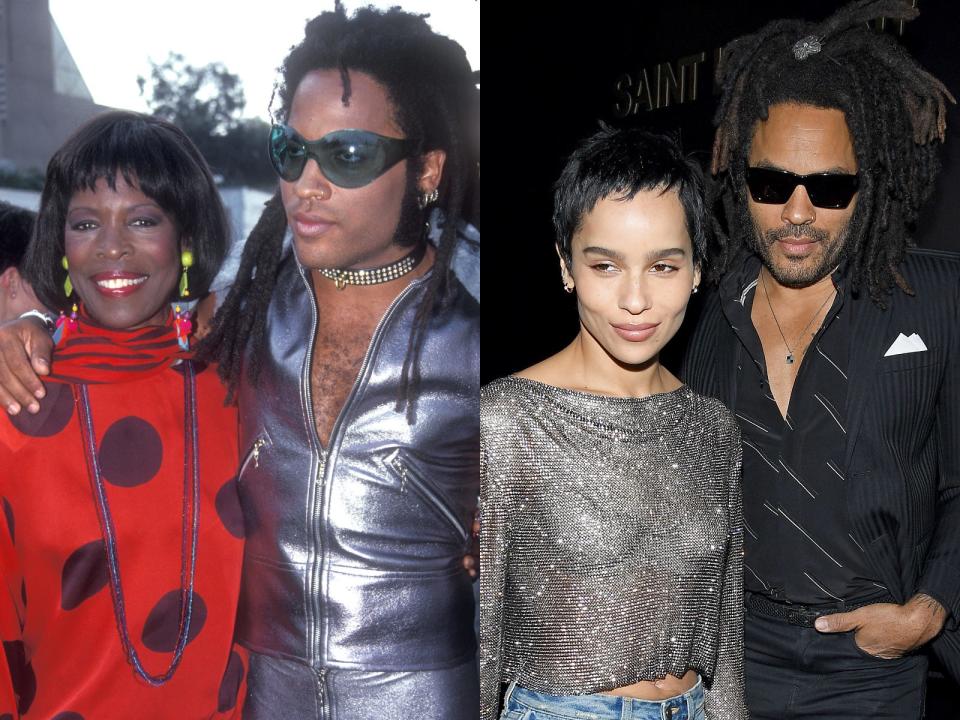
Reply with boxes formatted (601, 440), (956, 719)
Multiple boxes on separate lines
(721, 256), (888, 606)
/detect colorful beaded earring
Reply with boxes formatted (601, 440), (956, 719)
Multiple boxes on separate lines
(173, 305), (193, 351)
(54, 303), (79, 345)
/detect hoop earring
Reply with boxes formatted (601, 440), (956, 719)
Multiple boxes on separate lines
(417, 188), (439, 210)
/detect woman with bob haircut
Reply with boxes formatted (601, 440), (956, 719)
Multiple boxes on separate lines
(480, 126), (746, 720)
(0, 111), (247, 718)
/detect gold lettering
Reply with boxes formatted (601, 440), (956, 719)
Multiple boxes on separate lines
(612, 73), (634, 118)
(870, 1), (916, 37)
(659, 61), (681, 108)
(611, 49), (711, 113)
(637, 66), (655, 112)
(677, 52), (706, 102)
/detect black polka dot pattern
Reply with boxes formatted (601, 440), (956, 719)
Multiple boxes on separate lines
(215, 477), (245, 539)
(141, 591), (207, 653)
(217, 650), (245, 712)
(8, 383), (74, 438)
(97, 417), (163, 487)
(51, 713), (85, 720)
(2, 498), (12, 544)
(2, 640), (36, 714)
(61, 540), (109, 611)
(0, 712), (14, 720)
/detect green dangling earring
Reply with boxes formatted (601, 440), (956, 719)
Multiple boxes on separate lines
(179, 249), (194, 298)
(61, 256), (73, 297)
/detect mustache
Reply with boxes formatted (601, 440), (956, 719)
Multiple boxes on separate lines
(763, 224), (830, 244)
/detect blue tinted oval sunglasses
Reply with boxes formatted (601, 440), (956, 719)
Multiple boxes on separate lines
(268, 124), (415, 188)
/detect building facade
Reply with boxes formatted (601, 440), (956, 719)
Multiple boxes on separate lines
(0, 0), (106, 174)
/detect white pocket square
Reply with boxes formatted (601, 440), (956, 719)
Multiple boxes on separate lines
(884, 332), (928, 357)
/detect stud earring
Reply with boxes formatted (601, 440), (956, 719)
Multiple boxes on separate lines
(61, 256), (73, 297)
(692, 285), (699, 294)
(179, 250), (194, 298)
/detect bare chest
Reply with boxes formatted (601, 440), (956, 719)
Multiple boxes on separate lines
(309, 312), (381, 448)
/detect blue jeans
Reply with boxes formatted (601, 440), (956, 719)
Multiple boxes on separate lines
(499, 678), (706, 720)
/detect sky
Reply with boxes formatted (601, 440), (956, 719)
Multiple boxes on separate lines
(48, 1), (480, 121)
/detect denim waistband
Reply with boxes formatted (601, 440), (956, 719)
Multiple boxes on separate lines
(504, 678), (704, 720)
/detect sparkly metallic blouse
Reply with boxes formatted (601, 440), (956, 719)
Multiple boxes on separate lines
(480, 378), (746, 720)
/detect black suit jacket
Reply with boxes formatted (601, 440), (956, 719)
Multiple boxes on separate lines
(682, 248), (960, 679)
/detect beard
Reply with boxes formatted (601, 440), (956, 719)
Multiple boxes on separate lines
(738, 204), (852, 288)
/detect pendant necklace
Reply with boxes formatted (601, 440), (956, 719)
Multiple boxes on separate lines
(760, 271), (836, 365)
(74, 360), (201, 686)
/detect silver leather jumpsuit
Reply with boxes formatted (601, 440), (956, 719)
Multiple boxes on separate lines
(235, 251), (480, 719)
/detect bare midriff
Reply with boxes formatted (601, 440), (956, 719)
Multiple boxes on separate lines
(600, 670), (699, 700)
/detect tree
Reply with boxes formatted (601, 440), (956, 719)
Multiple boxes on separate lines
(138, 53), (245, 138)
(138, 54), (275, 189)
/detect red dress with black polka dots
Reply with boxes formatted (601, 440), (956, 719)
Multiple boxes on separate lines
(0, 319), (246, 719)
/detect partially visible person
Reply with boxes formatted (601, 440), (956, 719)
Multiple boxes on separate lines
(481, 126), (745, 720)
(0, 111), (246, 718)
(0, 202), (42, 323)
(683, 1), (960, 717)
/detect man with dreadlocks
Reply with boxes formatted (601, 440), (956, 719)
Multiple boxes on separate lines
(0, 5), (479, 719)
(683, 1), (959, 717)
(202, 8), (479, 718)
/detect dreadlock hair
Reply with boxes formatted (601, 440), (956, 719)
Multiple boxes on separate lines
(23, 111), (228, 314)
(203, 3), (477, 419)
(710, 0), (954, 305)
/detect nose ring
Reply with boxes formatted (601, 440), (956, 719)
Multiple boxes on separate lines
(307, 185), (331, 208)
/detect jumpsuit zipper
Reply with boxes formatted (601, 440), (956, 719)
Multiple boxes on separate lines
(298, 264), (425, 719)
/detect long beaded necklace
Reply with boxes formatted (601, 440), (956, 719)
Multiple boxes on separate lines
(74, 360), (201, 686)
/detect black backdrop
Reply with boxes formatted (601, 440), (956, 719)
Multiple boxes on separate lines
(484, 0), (960, 383)
(483, 0), (960, 708)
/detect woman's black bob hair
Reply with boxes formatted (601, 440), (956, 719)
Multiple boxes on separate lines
(23, 110), (228, 312)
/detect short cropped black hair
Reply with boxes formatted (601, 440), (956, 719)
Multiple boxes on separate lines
(23, 111), (229, 312)
(0, 201), (36, 273)
(553, 124), (707, 268)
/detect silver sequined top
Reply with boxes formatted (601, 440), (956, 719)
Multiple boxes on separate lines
(480, 377), (746, 720)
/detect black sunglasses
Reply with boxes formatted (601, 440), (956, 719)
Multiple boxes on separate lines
(745, 167), (860, 209)
(268, 124), (414, 187)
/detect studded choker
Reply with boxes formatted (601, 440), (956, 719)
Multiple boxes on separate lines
(316, 243), (426, 290)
